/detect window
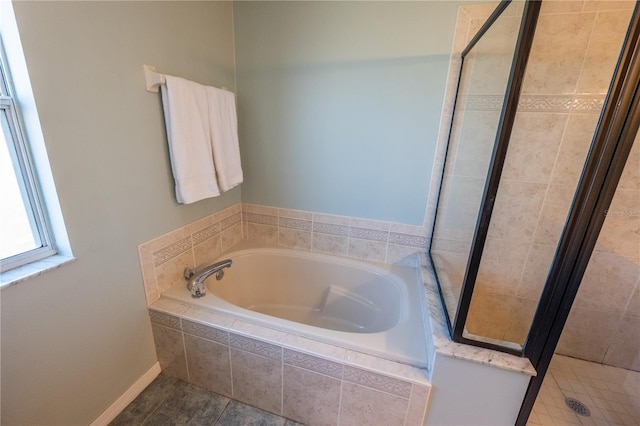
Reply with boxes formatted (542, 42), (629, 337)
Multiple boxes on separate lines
(0, 43), (56, 273)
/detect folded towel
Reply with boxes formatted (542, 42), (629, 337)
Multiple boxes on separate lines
(206, 86), (243, 192)
(161, 75), (220, 203)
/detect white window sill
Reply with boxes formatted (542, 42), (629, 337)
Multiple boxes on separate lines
(0, 254), (76, 288)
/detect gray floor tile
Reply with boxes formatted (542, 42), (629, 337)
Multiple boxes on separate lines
(110, 374), (182, 425)
(215, 401), (286, 426)
(145, 379), (229, 426)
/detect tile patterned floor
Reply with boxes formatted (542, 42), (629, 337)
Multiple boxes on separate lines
(110, 374), (303, 426)
(527, 355), (640, 426)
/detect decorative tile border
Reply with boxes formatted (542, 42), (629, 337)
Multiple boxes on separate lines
(460, 94), (605, 113)
(152, 236), (192, 267)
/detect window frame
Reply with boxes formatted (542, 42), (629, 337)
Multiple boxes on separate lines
(0, 40), (56, 273)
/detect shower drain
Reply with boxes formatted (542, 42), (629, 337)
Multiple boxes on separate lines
(565, 397), (591, 417)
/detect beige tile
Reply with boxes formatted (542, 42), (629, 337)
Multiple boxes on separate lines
(540, 1), (584, 14)
(140, 228), (184, 253)
(312, 233), (349, 257)
(533, 184), (576, 244)
(517, 243), (557, 300)
(278, 228), (312, 251)
(242, 203), (278, 216)
(149, 310), (181, 330)
(230, 348), (282, 415)
(283, 349), (343, 379)
(597, 189), (640, 260)
(502, 112), (568, 183)
(603, 316), (640, 371)
(348, 238), (387, 263)
(138, 245), (157, 302)
(575, 252), (639, 315)
(154, 250), (194, 294)
(151, 324), (188, 382)
(486, 180), (547, 242)
(246, 223), (278, 245)
(437, 175), (485, 237)
(504, 297), (538, 346)
(221, 222), (242, 251)
(312, 212), (351, 227)
(465, 291), (514, 341)
(521, 12), (596, 94)
(406, 385), (431, 426)
(278, 208), (312, 221)
(477, 237), (530, 295)
(338, 382), (408, 426)
(152, 236), (193, 267)
(551, 114), (600, 186)
(556, 308), (621, 362)
(452, 110), (501, 178)
(582, 0), (636, 11)
(577, 9), (633, 94)
(282, 364), (341, 426)
(184, 334), (232, 397)
(386, 244), (421, 267)
(343, 366), (412, 399)
(624, 284), (640, 317)
(182, 319), (228, 345)
(193, 234), (222, 268)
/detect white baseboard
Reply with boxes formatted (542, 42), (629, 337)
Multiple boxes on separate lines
(90, 362), (161, 426)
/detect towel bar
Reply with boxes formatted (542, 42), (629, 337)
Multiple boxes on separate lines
(144, 65), (165, 93)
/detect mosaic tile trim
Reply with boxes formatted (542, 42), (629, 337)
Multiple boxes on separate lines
(461, 94), (605, 113)
(220, 212), (242, 231)
(283, 349), (344, 379)
(191, 224), (220, 246)
(349, 227), (389, 243)
(149, 310), (182, 330)
(229, 334), (282, 361)
(389, 232), (428, 248)
(278, 217), (312, 231)
(152, 236), (192, 267)
(343, 365), (413, 399)
(313, 222), (350, 237)
(182, 319), (229, 345)
(243, 212), (278, 226)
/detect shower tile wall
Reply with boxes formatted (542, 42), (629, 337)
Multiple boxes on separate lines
(430, 1), (638, 371)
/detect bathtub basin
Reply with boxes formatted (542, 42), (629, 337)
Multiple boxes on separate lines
(161, 246), (429, 367)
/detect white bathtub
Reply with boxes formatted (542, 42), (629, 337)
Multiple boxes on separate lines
(161, 246), (430, 367)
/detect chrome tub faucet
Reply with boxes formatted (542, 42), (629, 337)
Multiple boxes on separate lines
(184, 259), (232, 298)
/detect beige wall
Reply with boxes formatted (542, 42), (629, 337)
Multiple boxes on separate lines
(1, 2), (237, 424)
(431, 0), (639, 371)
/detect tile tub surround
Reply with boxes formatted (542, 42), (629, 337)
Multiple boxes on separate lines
(138, 203), (431, 306)
(148, 300), (432, 426)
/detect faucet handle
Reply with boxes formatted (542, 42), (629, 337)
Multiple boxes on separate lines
(184, 267), (196, 280)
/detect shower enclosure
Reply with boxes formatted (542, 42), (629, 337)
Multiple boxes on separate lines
(429, 0), (639, 423)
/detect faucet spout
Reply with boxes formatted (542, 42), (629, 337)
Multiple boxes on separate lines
(184, 259), (232, 298)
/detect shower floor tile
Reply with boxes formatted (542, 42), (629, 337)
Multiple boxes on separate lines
(527, 355), (640, 426)
(110, 374), (304, 426)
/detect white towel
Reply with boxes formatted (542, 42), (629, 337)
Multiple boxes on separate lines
(206, 86), (243, 192)
(161, 75), (220, 203)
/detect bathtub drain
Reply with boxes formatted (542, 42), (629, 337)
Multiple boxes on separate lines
(565, 397), (591, 417)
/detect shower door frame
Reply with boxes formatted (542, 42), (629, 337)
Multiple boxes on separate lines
(429, 0), (640, 422)
(517, 5), (640, 423)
